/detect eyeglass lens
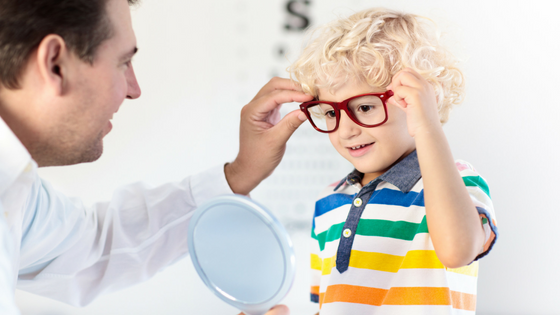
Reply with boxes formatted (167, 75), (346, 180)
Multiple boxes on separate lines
(307, 95), (386, 132)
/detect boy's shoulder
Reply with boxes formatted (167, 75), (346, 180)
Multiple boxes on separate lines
(455, 159), (479, 175)
(316, 178), (359, 201)
(316, 180), (341, 201)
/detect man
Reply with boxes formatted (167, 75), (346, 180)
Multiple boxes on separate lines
(0, 0), (312, 313)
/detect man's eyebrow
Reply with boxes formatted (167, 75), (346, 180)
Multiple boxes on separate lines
(120, 47), (138, 61)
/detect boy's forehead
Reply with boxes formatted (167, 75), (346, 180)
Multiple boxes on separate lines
(316, 81), (386, 101)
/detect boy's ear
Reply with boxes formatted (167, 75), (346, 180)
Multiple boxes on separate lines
(35, 34), (71, 95)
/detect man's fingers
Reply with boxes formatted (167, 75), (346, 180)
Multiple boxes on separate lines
(252, 77), (306, 101)
(265, 106), (282, 125)
(249, 90), (313, 121)
(265, 304), (290, 315)
(238, 304), (290, 315)
(271, 109), (307, 144)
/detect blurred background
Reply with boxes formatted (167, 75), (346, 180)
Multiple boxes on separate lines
(14, 0), (560, 314)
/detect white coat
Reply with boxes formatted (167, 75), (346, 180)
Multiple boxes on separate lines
(0, 117), (233, 314)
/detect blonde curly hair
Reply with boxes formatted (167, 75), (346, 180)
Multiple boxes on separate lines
(288, 8), (465, 124)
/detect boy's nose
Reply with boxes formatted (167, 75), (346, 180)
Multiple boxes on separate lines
(337, 111), (360, 139)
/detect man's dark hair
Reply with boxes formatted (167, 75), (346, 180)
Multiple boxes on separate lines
(0, 0), (139, 89)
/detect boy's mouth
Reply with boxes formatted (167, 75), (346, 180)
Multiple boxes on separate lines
(347, 142), (375, 157)
(347, 142), (374, 150)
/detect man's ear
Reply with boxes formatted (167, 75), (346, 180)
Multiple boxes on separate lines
(35, 34), (70, 95)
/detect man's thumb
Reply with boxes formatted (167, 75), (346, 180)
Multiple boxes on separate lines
(274, 109), (307, 141)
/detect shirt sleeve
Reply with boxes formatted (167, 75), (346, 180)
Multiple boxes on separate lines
(456, 160), (498, 260)
(16, 164), (233, 307)
(0, 211), (20, 315)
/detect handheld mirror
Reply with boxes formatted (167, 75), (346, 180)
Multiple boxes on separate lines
(187, 195), (296, 315)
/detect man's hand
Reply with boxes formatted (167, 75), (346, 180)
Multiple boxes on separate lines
(238, 304), (289, 315)
(225, 77), (313, 195)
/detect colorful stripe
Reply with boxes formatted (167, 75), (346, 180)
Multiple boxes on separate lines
(320, 284), (386, 307)
(311, 285), (320, 295)
(315, 216), (429, 250)
(320, 285), (476, 310)
(321, 249), (445, 275)
(315, 188), (424, 218)
(310, 253), (322, 270)
(446, 262), (479, 277)
(462, 176), (491, 198)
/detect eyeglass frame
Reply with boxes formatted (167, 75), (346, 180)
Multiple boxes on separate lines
(299, 90), (394, 133)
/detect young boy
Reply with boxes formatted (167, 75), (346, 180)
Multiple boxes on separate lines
(288, 8), (498, 314)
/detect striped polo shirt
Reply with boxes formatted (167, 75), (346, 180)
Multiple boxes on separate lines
(310, 151), (498, 314)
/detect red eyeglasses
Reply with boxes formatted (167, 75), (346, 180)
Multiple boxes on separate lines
(299, 91), (394, 133)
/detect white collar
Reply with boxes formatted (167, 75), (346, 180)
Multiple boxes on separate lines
(0, 116), (32, 195)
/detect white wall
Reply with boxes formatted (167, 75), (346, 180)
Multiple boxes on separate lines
(15, 0), (560, 314)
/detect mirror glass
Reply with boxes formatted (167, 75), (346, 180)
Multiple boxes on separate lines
(188, 195), (295, 315)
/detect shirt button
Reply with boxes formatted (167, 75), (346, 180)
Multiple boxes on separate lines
(343, 228), (352, 238)
(353, 198), (362, 207)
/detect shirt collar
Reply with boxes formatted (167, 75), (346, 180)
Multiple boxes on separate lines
(334, 150), (421, 193)
(0, 116), (32, 195)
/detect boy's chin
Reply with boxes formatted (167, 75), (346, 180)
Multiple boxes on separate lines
(354, 164), (387, 176)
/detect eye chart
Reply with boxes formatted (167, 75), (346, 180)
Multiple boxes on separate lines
(232, 0), (355, 232)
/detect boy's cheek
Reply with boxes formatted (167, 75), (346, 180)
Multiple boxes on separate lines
(328, 134), (340, 151)
(328, 136), (351, 161)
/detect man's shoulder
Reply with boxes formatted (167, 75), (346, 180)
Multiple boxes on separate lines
(0, 117), (33, 195)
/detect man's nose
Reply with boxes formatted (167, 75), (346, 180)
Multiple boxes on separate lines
(126, 64), (141, 99)
(337, 111), (360, 138)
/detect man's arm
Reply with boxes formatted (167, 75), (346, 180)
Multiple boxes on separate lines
(16, 164), (232, 307)
(225, 77), (312, 195)
(16, 78), (311, 307)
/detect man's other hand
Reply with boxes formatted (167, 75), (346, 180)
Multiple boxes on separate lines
(225, 77), (312, 195)
(238, 304), (290, 315)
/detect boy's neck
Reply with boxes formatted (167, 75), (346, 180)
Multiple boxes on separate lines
(359, 149), (417, 186)
(361, 171), (386, 187)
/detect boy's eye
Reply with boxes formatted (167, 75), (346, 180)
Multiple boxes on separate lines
(326, 110), (336, 118)
(358, 104), (377, 113)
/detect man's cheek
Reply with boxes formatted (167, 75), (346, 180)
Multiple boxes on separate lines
(112, 79), (128, 105)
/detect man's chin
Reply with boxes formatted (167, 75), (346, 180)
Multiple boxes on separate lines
(77, 144), (104, 164)
(72, 138), (104, 164)
(35, 140), (104, 167)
